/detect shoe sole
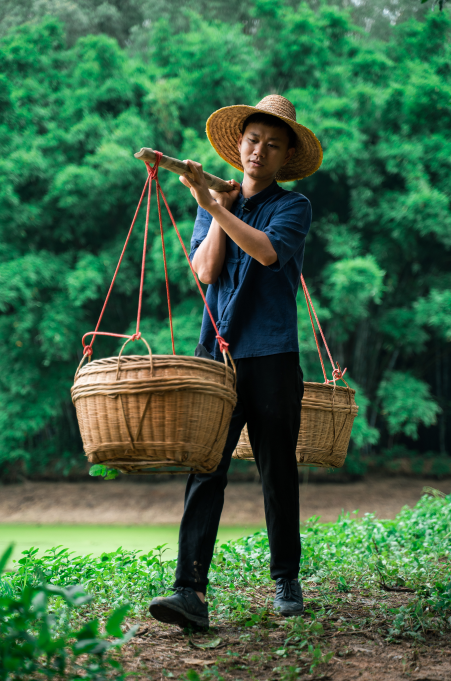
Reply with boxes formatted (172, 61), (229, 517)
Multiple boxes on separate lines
(149, 601), (209, 630)
(276, 607), (305, 617)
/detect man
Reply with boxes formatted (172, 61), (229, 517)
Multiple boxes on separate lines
(149, 95), (323, 629)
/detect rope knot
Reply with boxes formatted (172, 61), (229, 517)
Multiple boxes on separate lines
(216, 335), (229, 354)
(131, 332), (142, 341)
(332, 365), (347, 380)
(146, 151), (163, 180)
(83, 345), (93, 357)
(325, 365), (348, 383)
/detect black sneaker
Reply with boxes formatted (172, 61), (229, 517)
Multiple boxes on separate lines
(149, 587), (209, 629)
(273, 578), (304, 617)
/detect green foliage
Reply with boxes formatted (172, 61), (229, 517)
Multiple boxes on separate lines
(0, 4), (450, 478)
(343, 450), (369, 477)
(345, 446), (451, 478)
(1, 0), (432, 50)
(323, 256), (385, 338)
(377, 371), (442, 439)
(345, 380), (380, 452)
(89, 464), (120, 479)
(415, 289), (451, 341)
(0, 544), (136, 680)
(0, 0), (149, 46)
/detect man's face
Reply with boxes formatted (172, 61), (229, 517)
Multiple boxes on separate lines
(238, 122), (295, 181)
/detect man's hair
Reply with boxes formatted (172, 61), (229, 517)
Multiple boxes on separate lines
(241, 112), (297, 149)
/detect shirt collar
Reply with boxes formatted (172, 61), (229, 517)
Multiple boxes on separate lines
(237, 180), (281, 210)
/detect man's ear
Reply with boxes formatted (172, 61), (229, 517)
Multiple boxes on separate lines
(282, 147), (296, 166)
(237, 134), (243, 153)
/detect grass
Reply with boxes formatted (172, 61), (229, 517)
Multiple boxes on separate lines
(1, 490), (451, 679)
(0, 524), (262, 570)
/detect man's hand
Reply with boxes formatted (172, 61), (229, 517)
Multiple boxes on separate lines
(184, 158), (277, 277)
(210, 182), (240, 210)
(179, 160), (240, 211)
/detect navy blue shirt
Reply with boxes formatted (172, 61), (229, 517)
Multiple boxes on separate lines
(190, 180), (312, 361)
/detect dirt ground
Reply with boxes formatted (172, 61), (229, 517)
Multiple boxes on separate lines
(120, 585), (451, 680)
(0, 476), (450, 525)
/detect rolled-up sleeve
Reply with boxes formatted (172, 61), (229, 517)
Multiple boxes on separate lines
(264, 195), (312, 271)
(189, 206), (213, 262)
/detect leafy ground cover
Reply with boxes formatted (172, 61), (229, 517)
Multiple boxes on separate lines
(0, 525), (261, 570)
(1, 490), (451, 679)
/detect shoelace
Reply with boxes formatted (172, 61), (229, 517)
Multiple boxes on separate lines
(277, 579), (299, 601)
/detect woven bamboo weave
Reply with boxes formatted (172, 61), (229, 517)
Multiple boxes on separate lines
(233, 382), (358, 468)
(72, 354), (237, 474)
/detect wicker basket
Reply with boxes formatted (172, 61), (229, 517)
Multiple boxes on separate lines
(72, 349), (237, 475)
(233, 381), (358, 468)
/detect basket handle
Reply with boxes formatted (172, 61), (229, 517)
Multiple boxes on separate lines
(222, 349), (237, 391)
(222, 349), (236, 373)
(74, 352), (91, 380)
(116, 336), (154, 380)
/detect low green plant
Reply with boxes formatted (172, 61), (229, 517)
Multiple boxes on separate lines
(0, 545), (137, 681)
(89, 464), (120, 480)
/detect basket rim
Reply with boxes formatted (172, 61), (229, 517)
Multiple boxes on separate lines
(304, 381), (355, 395)
(76, 354), (235, 378)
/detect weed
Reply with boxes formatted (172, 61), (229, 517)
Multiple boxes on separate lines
(0, 544), (137, 680)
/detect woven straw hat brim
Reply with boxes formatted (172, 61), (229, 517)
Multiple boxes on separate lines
(206, 104), (323, 182)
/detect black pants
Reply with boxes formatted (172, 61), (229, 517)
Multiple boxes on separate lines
(174, 352), (303, 594)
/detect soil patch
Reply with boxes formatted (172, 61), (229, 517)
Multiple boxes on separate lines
(1, 477), (450, 525)
(120, 585), (451, 680)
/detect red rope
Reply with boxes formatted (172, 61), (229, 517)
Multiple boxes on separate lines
(302, 281), (327, 383)
(135, 162), (153, 339)
(300, 274), (347, 384)
(82, 173), (151, 356)
(156, 180), (229, 354)
(81, 153), (228, 358)
(154, 171), (175, 355)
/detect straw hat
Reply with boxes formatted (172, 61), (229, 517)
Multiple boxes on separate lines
(206, 94), (323, 183)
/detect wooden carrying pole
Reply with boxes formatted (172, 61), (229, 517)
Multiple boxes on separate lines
(134, 148), (233, 192)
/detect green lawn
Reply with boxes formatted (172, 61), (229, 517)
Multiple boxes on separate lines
(0, 523), (263, 569)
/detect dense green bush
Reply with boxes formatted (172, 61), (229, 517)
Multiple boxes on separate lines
(0, 2), (450, 478)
